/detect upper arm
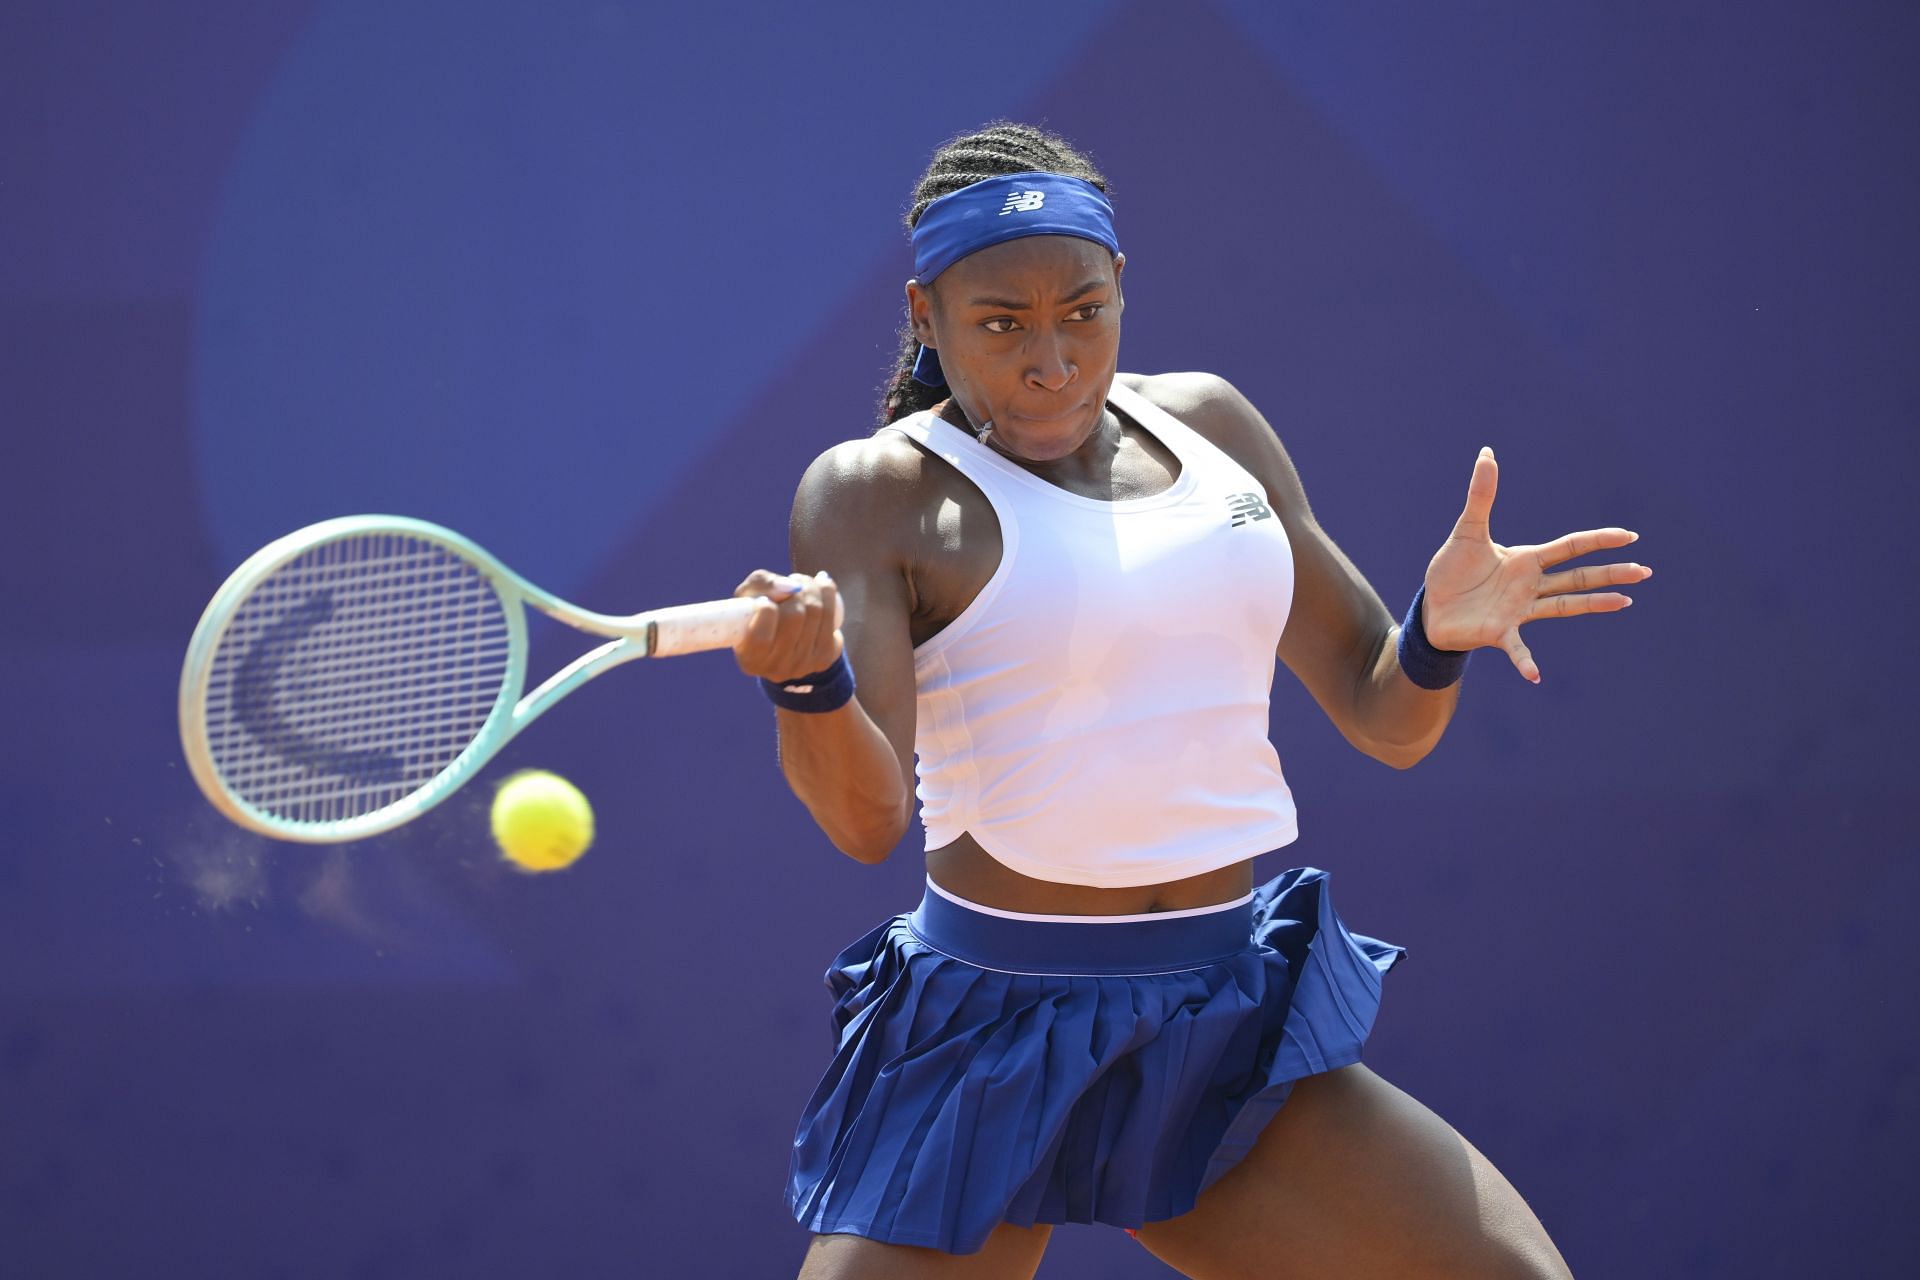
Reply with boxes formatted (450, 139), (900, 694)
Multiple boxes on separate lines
(1137, 372), (1395, 737)
(786, 433), (922, 802)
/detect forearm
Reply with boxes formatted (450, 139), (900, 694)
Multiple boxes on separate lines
(775, 698), (912, 862)
(1346, 622), (1463, 769)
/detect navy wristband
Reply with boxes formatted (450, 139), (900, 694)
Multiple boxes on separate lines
(759, 650), (856, 713)
(1397, 584), (1471, 690)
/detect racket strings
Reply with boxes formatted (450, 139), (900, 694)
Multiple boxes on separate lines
(203, 533), (513, 825)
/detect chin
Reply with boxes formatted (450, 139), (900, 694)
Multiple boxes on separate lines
(992, 408), (1094, 459)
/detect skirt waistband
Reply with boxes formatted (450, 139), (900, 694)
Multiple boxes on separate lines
(906, 879), (1257, 976)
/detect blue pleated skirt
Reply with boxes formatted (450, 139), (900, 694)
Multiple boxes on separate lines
(787, 865), (1407, 1255)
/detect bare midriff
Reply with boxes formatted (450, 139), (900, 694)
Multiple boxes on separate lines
(924, 834), (1255, 917)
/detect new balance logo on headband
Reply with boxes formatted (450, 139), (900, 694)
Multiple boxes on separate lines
(999, 190), (1047, 215)
(1227, 492), (1273, 527)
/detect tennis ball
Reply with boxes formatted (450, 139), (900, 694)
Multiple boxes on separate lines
(490, 770), (594, 872)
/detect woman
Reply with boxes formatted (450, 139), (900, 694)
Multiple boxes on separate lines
(733, 123), (1646, 1279)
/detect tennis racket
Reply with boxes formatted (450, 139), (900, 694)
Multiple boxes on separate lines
(178, 514), (837, 843)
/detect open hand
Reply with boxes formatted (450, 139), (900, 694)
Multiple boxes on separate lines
(1421, 448), (1651, 684)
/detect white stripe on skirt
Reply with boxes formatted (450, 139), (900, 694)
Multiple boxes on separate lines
(924, 875), (1256, 925)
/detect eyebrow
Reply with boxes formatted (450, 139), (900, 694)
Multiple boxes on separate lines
(965, 279), (1109, 310)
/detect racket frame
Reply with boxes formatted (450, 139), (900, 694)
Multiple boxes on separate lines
(179, 514), (789, 843)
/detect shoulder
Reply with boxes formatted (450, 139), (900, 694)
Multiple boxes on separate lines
(1118, 371), (1278, 459)
(1116, 370), (1310, 511)
(790, 423), (942, 554)
(794, 425), (936, 512)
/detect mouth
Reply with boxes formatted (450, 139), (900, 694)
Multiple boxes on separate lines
(1011, 401), (1087, 425)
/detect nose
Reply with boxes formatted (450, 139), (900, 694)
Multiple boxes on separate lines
(1024, 327), (1076, 394)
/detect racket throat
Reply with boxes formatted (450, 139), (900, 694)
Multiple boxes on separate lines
(513, 635), (653, 731)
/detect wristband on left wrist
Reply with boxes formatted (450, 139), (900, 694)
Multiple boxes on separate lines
(1396, 584), (1471, 690)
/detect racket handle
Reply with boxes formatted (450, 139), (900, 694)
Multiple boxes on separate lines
(647, 575), (846, 658)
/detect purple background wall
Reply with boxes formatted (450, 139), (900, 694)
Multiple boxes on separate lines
(4, 2), (1916, 1275)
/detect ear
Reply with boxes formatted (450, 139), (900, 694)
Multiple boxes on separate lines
(905, 279), (937, 345)
(1111, 253), (1126, 311)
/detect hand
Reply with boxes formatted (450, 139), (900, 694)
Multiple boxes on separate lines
(732, 569), (844, 683)
(1421, 447), (1651, 684)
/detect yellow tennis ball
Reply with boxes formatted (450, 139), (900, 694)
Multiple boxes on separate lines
(490, 770), (594, 872)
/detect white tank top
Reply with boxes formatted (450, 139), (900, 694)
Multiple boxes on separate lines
(881, 379), (1299, 888)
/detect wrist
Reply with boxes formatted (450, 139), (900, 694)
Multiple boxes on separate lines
(1396, 584), (1470, 690)
(759, 649), (856, 713)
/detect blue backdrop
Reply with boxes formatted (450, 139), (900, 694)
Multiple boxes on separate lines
(3, 2), (1915, 1275)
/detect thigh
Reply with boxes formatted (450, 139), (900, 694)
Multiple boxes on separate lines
(796, 1223), (1052, 1280)
(1134, 1063), (1574, 1280)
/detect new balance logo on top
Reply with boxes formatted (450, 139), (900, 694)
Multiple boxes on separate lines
(999, 190), (1047, 215)
(1227, 492), (1274, 527)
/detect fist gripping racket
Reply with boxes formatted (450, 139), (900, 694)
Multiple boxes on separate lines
(178, 515), (837, 843)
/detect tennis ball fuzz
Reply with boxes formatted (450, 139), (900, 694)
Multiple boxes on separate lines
(490, 770), (594, 872)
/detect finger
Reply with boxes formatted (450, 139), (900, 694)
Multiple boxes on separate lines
(769, 573), (810, 601)
(1451, 447), (1498, 538)
(1538, 561), (1652, 597)
(781, 583), (831, 680)
(812, 573), (845, 668)
(819, 570), (846, 631)
(734, 568), (802, 601)
(1531, 528), (1639, 570)
(1524, 592), (1635, 624)
(1502, 627), (1541, 685)
(764, 583), (813, 667)
(731, 596), (780, 671)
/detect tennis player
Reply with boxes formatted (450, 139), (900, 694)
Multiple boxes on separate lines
(735, 123), (1641, 1279)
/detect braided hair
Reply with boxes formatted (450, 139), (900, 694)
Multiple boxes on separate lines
(878, 122), (1110, 427)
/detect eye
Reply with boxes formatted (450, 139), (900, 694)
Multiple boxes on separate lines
(981, 317), (1019, 334)
(1069, 303), (1105, 321)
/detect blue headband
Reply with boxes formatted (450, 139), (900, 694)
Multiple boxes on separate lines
(908, 171), (1119, 387)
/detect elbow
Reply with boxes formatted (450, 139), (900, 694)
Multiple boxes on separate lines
(1356, 728), (1443, 770)
(823, 798), (913, 865)
(1372, 742), (1432, 771)
(831, 832), (896, 865)
(1345, 696), (1453, 770)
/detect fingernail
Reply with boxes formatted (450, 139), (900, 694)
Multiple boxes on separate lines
(1623, 597), (1634, 607)
(1628, 531), (1640, 542)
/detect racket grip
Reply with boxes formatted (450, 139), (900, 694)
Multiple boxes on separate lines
(647, 577), (846, 658)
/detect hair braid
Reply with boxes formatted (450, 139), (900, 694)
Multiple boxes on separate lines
(878, 122), (1109, 427)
